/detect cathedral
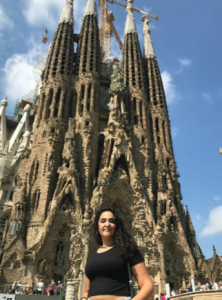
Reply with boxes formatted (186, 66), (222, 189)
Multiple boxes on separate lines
(0, 0), (221, 296)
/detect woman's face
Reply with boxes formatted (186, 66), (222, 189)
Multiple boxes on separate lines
(98, 211), (116, 241)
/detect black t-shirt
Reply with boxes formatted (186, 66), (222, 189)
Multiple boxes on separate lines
(85, 246), (144, 297)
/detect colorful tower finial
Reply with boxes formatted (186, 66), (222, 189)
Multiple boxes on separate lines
(58, 0), (74, 25)
(124, 0), (137, 36)
(141, 15), (156, 58)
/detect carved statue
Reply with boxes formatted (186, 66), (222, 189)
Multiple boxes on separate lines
(38, 259), (51, 275)
(14, 131), (31, 160)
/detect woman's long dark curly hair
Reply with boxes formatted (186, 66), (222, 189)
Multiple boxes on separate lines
(94, 207), (137, 259)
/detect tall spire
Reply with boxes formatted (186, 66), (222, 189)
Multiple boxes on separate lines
(141, 15), (156, 58)
(124, 0), (137, 36)
(58, 0), (74, 25)
(84, 0), (97, 16)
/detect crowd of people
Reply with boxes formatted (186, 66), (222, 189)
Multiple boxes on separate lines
(194, 280), (222, 291)
(153, 280), (222, 299)
(5, 279), (63, 295)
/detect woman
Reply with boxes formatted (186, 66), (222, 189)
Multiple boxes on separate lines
(81, 207), (153, 300)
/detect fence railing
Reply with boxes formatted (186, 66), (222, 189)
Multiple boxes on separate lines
(0, 284), (65, 296)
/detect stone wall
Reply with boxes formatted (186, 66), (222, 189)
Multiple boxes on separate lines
(169, 290), (222, 300)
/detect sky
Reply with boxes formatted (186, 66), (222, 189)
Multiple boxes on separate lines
(0, 0), (221, 259)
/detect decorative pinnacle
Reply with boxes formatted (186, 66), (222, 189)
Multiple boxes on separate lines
(1, 97), (8, 107)
(124, 0), (137, 36)
(84, 0), (97, 17)
(141, 15), (156, 58)
(58, 0), (74, 25)
(109, 62), (126, 97)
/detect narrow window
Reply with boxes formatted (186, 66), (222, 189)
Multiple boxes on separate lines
(46, 89), (53, 119)
(69, 92), (74, 118)
(35, 191), (40, 211)
(107, 139), (114, 167)
(81, 84), (85, 100)
(167, 158), (170, 167)
(161, 201), (167, 215)
(133, 98), (136, 111)
(56, 88), (62, 104)
(3, 190), (8, 200)
(87, 84), (91, 100)
(155, 117), (159, 132)
(9, 191), (14, 201)
(134, 115), (138, 125)
(162, 120), (167, 146)
(93, 87), (97, 111)
(53, 108), (58, 118)
(163, 175), (168, 190)
(149, 114), (154, 142)
(48, 89), (53, 106)
(140, 101), (143, 127)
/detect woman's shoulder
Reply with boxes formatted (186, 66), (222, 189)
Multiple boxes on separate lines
(129, 246), (144, 267)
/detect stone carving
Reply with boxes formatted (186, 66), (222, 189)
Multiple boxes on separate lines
(38, 259), (51, 275)
(13, 131), (31, 160)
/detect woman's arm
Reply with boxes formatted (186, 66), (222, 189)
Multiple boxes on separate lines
(131, 262), (154, 300)
(81, 276), (90, 299)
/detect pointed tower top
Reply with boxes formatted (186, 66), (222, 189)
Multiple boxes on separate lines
(58, 0), (74, 25)
(124, 0), (137, 37)
(84, 0), (97, 17)
(141, 15), (156, 58)
(1, 97), (8, 107)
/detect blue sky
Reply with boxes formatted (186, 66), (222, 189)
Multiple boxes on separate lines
(0, 0), (221, 259)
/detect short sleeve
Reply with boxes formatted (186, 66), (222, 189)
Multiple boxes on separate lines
(129, 247), (144, 267)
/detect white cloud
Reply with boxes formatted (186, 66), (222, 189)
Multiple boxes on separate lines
(161, 70), (178, 104)
(23, 0), (64, 30)
(202, 92), (212, 102)
(0, 4), (14, 34)
(213, 195), (221, 201)
(201, 206), (222, 236)
(195, 214), (202, 221)
(171, 127), (179, 138)
(22, 0), (86, 31)
(178, 58), (192, 67)
(175, 58), (192, 74)
(0, 41), (44, 108)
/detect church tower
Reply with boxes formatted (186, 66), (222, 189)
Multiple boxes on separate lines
(0, 0), (77, 283)
(74, 0), (100, 209)
(141, 15), (204, 290)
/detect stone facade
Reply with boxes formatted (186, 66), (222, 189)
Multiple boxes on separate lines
(0, 0), (221, 296)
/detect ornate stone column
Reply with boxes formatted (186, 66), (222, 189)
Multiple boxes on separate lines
(66, 281), (79, 300)
(158, 238), (167, 293)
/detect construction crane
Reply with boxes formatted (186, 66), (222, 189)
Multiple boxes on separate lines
(99, 0), (159, 59)
(42, 29), (48, 44)
(107, 0), (159, 20)
(104, 7), (123, 58)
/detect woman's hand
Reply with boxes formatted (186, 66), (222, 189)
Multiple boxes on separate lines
(131, 262), (154, 300)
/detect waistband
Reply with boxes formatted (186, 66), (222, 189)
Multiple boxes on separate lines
(88, 298), (131, 300)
